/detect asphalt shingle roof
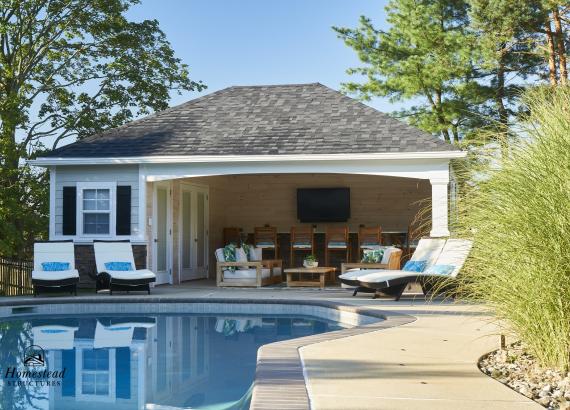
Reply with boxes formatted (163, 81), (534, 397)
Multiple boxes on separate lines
(43, 83), (457, 158)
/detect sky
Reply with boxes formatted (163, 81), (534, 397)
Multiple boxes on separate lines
(125, 0), (397, 112)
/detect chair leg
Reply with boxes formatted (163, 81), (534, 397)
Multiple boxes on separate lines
(147, 284), (151, 295)
(352, 287), (359, 297)
(379, 284), (407, 301)
(394, 285), (406, 301)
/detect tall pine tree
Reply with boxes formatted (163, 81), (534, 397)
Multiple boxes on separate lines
(334, 0), (488, 143)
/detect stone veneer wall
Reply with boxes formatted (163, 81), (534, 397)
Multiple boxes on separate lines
(74, 244), (147, 288)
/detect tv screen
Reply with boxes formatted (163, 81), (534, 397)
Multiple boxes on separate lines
(297, 188), (350, 222)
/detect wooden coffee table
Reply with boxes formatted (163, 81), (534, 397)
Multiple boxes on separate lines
(284, 267), (336, 289)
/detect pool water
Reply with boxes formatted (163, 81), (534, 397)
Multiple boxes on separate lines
(0, 314), (343, 409)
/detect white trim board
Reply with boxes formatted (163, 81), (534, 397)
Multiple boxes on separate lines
(29, 151), (466, 166)
(142, 158), (452, 182)
(49, 166), (56, 240)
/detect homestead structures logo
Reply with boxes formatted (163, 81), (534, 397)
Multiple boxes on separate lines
(23, 345), (45, 367)
(3, 344), (66, 387)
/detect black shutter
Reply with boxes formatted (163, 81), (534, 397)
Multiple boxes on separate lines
(61, 348), (76, 396)
(62, 186), (77, 235)
(115, 347), (131, 399)
(116, 185), (131, 235)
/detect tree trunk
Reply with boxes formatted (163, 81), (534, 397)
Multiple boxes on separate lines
(545, 18), (558, 85)
(451, 124), (459, 144)
(434, 90), (451, 142)
(553, 8), (568, 85)
(496, 54), (509, 156)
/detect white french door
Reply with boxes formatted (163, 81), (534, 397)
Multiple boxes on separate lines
(153, 182), (172, 285)
(179, 183), (209, 282)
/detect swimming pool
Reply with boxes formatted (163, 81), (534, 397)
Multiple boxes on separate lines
(0, 312), (343, 409)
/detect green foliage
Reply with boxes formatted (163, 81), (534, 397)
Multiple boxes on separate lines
(304, 254), (318, 263)
(334, 0), (492, 143)
(0, 0), (204, 257)
(454, 86), (570, 371)
(0, 164), (47, 258)
(334, 0), (569, 147)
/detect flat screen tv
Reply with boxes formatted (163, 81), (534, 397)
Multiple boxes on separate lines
(297, 188), (350, 222)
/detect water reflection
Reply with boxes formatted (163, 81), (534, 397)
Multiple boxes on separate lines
(0, 314), (341, 409)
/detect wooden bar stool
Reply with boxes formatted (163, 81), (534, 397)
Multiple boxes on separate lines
(223, 227), (242, 246)
(325, 226), (350, 267)
(254, 226), (279, 258)
(290, 226), (315, 267)
(358, 226), (382, 259)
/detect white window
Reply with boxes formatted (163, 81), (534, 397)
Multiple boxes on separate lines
(82, 349), (110, 395)
(76, 347), (116, 401)
(77, 182), (116, 237)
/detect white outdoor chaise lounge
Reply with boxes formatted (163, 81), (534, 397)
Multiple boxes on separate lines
(93, 240), (156, 295)
(340, 246), (402, 293)
(351, 238), (472, 300)
(94, 317), (156, 348)
(340, 238), (446, 295)
(32, 319), (79, 350)
(32, 240), (80, 296)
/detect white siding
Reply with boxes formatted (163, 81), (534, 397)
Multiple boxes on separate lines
(54, 165), (140, 238)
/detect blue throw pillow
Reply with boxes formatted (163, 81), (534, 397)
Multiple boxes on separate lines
(425, 264), (455, 275)
(41, 262), (70, 271)
(104, 262), (133, 271)
(402, 260), (427, 272)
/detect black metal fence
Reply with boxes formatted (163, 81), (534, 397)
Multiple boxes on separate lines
(0, 257), (34, 296)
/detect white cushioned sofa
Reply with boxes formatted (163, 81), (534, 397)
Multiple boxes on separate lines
(215, 247), (282, 287)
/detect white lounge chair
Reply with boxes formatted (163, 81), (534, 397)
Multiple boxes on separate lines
(94, 317), (156, 348)
(93, 240), (156, 295)
(339, 238), (447, 298)
(32, 319), (79, 350)
(32, 240), (80, 296)
(354, 239), (472, 300)
(340, 246), (402, 291)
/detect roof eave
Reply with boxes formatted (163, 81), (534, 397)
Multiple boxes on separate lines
(29, 151), (466, 167)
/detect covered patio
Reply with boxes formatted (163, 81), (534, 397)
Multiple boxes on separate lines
(141, 152), (458, 285)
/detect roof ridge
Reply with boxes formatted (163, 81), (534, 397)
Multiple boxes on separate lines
(228, 82), (322, 89)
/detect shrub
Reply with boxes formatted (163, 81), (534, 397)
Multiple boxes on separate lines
(455, 86), (570, 371)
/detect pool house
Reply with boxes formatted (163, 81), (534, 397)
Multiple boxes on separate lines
(30, 83), (465, 287)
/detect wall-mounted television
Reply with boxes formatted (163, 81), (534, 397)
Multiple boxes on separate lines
(297, 188), (350, 222)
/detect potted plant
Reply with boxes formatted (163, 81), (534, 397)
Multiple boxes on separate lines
(303, 255), (318, 268)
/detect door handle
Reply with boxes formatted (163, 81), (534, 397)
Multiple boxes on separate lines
(154, 239), (158, 243)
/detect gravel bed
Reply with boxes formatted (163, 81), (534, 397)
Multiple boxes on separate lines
(480, 342), (570, 409)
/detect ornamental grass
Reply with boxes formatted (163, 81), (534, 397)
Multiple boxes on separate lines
(453, 86), (570, 371)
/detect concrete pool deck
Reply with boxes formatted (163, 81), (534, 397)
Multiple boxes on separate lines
(0, 281), (539, 409)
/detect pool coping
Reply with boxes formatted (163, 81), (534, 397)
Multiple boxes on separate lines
(0, 296), (416, 409)
(250, 303), (415, 410)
